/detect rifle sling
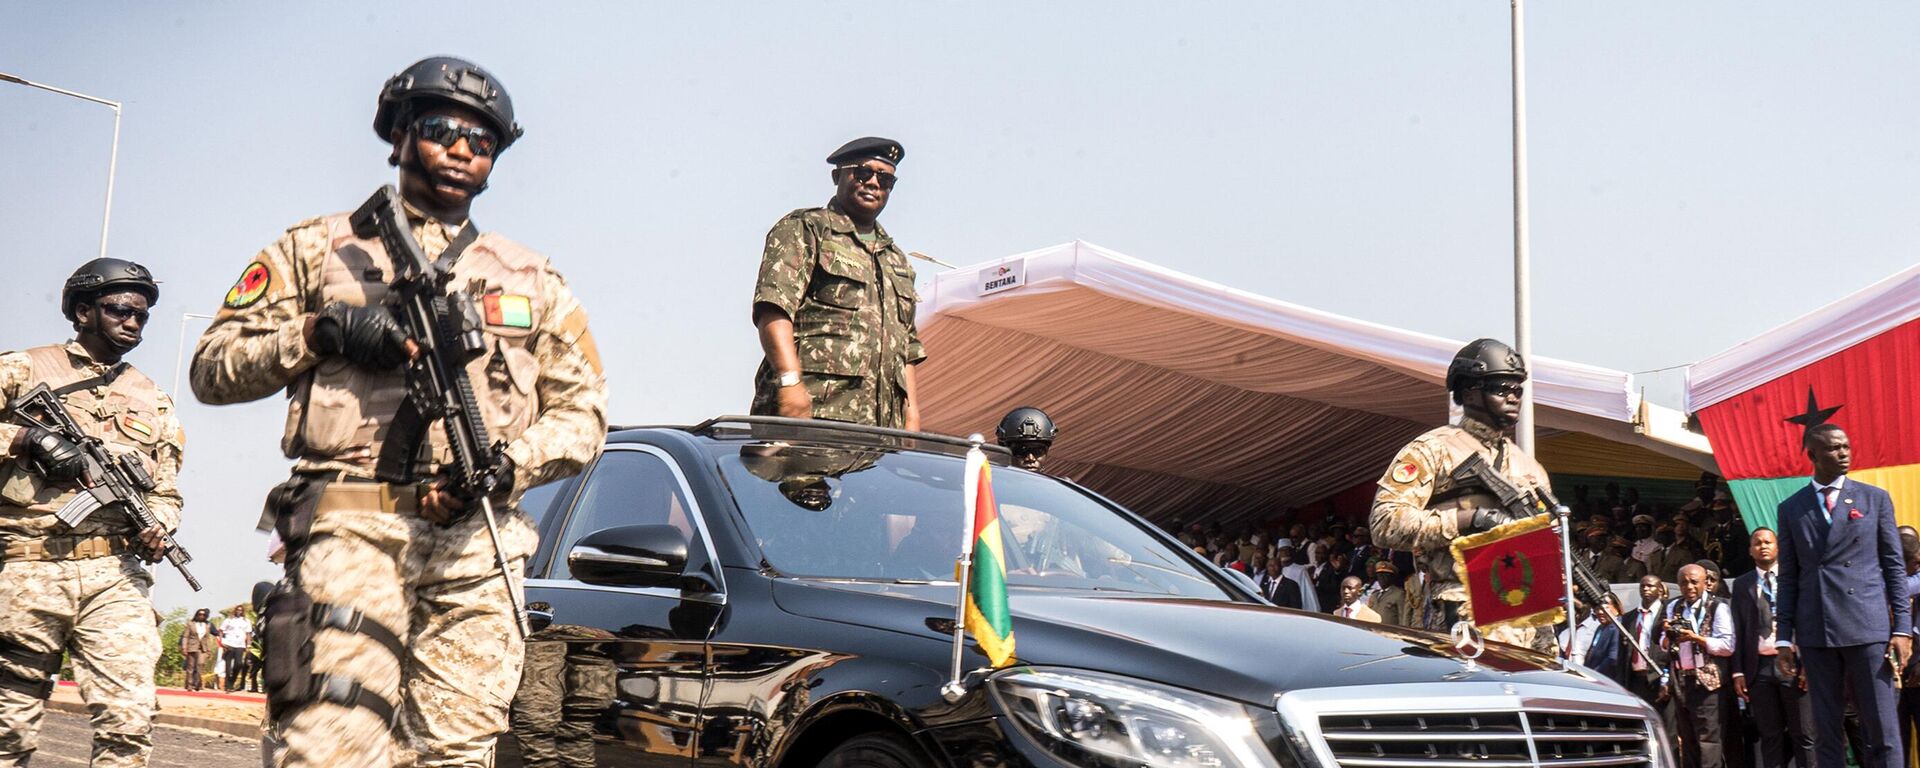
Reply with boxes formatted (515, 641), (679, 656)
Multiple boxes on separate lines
(437, 222), (480, 271)
(49, 362), (130, 397)
(372, 219), (481, 484)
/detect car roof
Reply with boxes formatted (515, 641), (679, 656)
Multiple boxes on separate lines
(607, 415), (1015, 464)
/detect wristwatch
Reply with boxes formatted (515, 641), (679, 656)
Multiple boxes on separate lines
(777, 371), (801, 388)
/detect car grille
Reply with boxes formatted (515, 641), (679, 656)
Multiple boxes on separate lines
(1318, 711), (1653, 767)
(1275, 682), (1665, 768)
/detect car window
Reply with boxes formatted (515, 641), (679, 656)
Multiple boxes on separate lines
(551, 449), (696, 581)
(515, 476), (576, 531)
(711, 443), (1229, 599)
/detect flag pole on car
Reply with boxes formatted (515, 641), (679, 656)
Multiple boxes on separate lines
(943, 435), (1017, 702)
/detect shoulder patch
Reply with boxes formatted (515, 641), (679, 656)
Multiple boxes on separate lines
(224, 261), (272, 309)
(1391, 462), (1420, 484)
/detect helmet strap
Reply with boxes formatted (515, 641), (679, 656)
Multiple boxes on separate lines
(1461, 387), (1518, 431)
(397, 124), (488, 195)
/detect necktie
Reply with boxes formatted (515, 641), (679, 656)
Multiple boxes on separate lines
(1760, 572), (1775, 637)
(1821, 486), (1837, 524)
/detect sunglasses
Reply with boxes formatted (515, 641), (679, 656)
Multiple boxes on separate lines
(1477, 381), (1525, 397)
(838, 165), (898, 190)
(96, 303), (150, 324)
(414, 115), (500, 157)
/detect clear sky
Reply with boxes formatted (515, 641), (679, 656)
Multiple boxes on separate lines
(4, 3), (1916, 612)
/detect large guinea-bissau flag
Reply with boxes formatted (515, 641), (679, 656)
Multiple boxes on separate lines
(1695, 316), (1920, 532)
(1450, 514), (1568, 632)
(961, 446), (1016, 667)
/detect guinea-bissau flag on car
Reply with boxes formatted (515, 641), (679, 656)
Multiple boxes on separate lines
(961, 445), (1016, 667)
(1449, 514), (1568, 632)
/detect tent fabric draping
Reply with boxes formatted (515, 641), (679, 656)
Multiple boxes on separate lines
(1697, 305), (1920, 533)
(1687, 262), (1920, 412)
(914, 241), (1716, 524)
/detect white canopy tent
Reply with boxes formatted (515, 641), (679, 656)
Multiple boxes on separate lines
(1687, 262), (1920, 412)
(914, 241), (1715, 524)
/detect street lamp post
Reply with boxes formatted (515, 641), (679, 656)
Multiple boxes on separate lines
(0, 72), (123, 260)
(172, 313), (217, 397)
(1509, 0), (1535, 454)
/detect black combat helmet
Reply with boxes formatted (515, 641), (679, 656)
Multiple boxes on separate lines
(62, 258), (158, 320)
(373, 56), (523, 150)
(996, 406), (1058, 448)
(1444, 338), (1527, 393)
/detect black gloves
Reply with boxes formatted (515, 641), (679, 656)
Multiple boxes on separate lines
(479, 455), (516, 503)
(311, 303), (411, 370)
(1462, 507), (1516, 534)
(22, 426), (87, 480)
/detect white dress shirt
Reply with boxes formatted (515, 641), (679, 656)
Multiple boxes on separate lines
(1558, 615), (1602, 665)
(1812, 475), (1848, 524)
(1668, 597), (1734, 669)
(1633, 599), (1663, 671)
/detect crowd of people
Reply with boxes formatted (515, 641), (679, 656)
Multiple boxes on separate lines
(1174, 475), (1745, 626)
(1171, 469), (1916, 768)
(175, 605), (259, 694)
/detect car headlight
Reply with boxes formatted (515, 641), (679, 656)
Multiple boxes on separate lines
(990, 668), (1279, 768)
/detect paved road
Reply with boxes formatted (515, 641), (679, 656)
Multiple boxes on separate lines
(31, 709), (258, 767)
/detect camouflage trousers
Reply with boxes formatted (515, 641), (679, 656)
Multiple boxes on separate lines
(270, 500), (536, 768)
(0, 555), (158, 768)
(507, 642), (615, 768)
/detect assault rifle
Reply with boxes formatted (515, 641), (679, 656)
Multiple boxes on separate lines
(9, 383), (201, 591)
(1449, 452), (1663, 677)
(350, 184), (528, 639)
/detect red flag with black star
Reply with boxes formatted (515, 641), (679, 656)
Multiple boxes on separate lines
(1450, 515), (1568, 631)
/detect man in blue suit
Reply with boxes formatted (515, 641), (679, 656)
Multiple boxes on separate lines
(1775, 423), (1911, 768)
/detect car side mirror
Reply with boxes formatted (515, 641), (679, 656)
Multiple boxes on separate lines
(568, 525), (689, 588)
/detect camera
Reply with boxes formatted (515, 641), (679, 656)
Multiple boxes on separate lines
(1666, 616), (1694, 642)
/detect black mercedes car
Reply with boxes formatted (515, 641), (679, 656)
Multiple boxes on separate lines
(499, 416), (1671, 768)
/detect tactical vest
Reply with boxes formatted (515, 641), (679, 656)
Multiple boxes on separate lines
(0, 345), (166, 535)
(283, 213), (547, 473)
(1426, 427), (1552, 518)
(1419, 425), (1552, 601)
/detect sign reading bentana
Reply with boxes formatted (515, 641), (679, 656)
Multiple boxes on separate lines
(977, 258), (1026, 297)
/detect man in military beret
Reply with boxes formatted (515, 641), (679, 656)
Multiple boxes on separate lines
(752, 137), (925, 430)
(1366, 560), (1407, 626)
(1599, 534), (1647, 584)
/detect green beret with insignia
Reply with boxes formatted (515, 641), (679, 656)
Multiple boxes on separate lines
(827, 136), (904, 166)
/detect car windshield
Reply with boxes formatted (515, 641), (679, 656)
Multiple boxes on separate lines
(712, 442), (1230, 599)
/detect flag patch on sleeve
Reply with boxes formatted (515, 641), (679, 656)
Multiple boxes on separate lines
(483, 295), (533, 328)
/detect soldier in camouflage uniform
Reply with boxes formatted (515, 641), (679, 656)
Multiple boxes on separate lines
(0, 259), (185, 768)
(189, 57), (606, 768)
(751, 137), (925, 430)
(1370, 338), (1556, 648)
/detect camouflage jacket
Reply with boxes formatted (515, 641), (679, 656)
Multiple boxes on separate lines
(750, 201), (924, 428)
(189, 204), (608, 500)
(1369, 416), (1553, 603)
(0, 342), (185, 538)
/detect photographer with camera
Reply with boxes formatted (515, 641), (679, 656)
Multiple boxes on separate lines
(1665, 563), (1735, 768)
